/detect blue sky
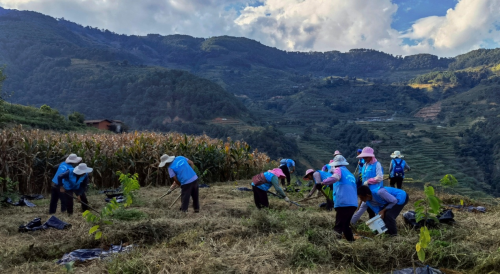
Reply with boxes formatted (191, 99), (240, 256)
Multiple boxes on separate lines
(391, 0), (458, 32)
(0, 0), (498, 57)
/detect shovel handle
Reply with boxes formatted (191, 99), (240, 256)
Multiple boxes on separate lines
(169, 193), (182, 209)
(63, 192), (100, 214)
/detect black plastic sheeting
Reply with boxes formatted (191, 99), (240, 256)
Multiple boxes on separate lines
(56, 244), (135, 265)
(3, 197), (37, 207)
(99, 188), (122, 194)
(105, 195), (125, 203)
(21, 194), (44, 200)
(237, 187), (252, 191)
(403, 210), (455, 229)
(446, 204), (486, 213)
(387, 265), (443, 274)
(19, 216), (71, 232)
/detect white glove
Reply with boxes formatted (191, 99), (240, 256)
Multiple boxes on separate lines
(363, 181), (369, 186)
(284, 197), (290, 202)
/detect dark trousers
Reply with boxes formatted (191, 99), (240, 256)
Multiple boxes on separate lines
(334, 206), (357, 241)
(62, 190), (89, 215)
(383, 195), (409, 235)
(49, 186), (67, 214)
(181, 180), (200, 212)
(367, 207), (376, 219)
(279, 165), (291, 187)
(252, 185), (269, 209)
(390, 177), (404, 189)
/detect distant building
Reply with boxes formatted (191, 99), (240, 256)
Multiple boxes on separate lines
(84, 119), (124, 132)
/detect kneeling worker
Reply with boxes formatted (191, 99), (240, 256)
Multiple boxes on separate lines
(251, 168), (290, 209)
(159, 154), (199, 213)
(58, 163), (92, 215)
(351, 185), (409, 236)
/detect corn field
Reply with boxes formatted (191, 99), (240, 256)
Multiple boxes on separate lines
(0, 127), (272, 194)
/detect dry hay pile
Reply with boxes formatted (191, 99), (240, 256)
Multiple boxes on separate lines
(0, 184), (499, 274)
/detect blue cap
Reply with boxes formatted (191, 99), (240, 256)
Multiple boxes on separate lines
(357, 149), (363, 153)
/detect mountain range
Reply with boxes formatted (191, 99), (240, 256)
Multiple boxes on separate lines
(0, 6), (499, 197)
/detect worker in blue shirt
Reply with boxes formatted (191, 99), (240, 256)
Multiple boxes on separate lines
(278, 158), (296, 187)
(57, 163), (92, 215)
(50, 154), (82, 214)
(160, 154), (200, 213)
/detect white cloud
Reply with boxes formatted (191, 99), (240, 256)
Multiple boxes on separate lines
(0, 0), (499, 56)
(401, 0), (500, 56)
(235, 0), (402, 53)
(0, 0), (246, 37)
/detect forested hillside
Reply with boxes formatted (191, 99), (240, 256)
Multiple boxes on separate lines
(1, 7), (500, 196)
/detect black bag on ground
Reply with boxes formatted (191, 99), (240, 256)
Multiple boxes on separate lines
(403, 211), (438, 229)
(387, 265), (443, 274)
(437, 209), (455, 224)
(19, 216), (71, 232)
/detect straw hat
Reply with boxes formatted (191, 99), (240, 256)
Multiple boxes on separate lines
(391, 151), (404, 158)
(65, 154), (82, 164)
(357, 147), (375, 158)
(159, 154), (176, 167)
(303, 169), (315, 180)
(73, 163), (93, 175)
(329, 155), (349, 167)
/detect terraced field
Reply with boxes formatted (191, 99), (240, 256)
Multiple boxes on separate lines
(357, 118), (491, 199)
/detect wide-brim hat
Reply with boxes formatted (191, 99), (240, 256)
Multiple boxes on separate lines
(159, 154), (176, 167)
(65, 153), (82, 164)
(357, 147), (375, 158)
(329, 155), (349, 167)
(73, 163), (93, 175)
(269, 168), (286, 178)
(303, 169), (315, 180)
(391, 151), (404, 158)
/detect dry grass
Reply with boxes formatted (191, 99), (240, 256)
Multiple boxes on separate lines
(1, 184), (499, 274)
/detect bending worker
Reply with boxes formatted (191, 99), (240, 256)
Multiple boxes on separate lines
(303, 168), (334, 211)
(279, 158), (296, 187)
(351, 185), (409, 236)
(57, 163), (92, 215)
(159, 154), (200, 213)
(50, 153), (82, 214)
(251, 168), (290, 209)
(357, 147), (384, 219)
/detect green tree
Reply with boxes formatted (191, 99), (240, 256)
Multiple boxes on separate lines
(68, 111), (85, 124)
(40, 104), (53, 113)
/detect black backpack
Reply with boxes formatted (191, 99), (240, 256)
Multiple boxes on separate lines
(393, 159), (405, 177)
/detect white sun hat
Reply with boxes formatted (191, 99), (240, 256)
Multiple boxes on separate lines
(65, 153), (82, 164)
(73, 163), (93, 175)
(159, 154), (176, 167)
(329, 155), (349, 167)
(391, 151), (404, 158)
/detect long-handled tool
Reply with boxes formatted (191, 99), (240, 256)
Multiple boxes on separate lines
(267, 191), (304, 208)
(157, 185), (179, 201)
(169, 193), (182, 209)
(63, 192), (100, 214)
